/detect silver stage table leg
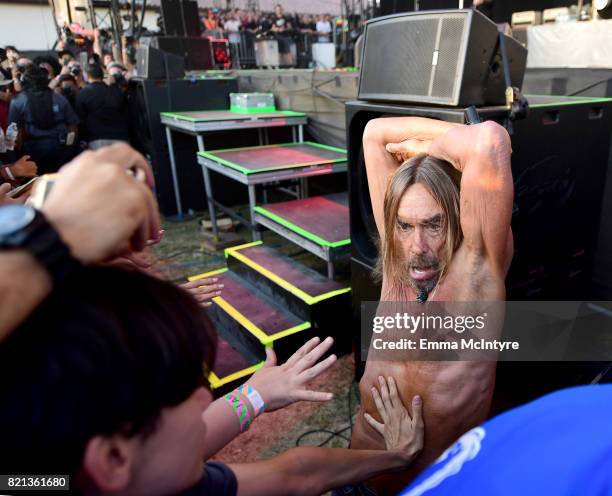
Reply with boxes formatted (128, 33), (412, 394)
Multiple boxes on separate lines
(165, 126), (183, 216)
(201, 166), (219, 238)
(248, 184), (261, 241)
(297, 124), (308, 198)
(197, 134), (220, 236)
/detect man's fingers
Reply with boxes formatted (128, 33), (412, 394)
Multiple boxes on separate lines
(294, 336), (334, 374)
(91, 144), (154, 188)
(263, 347), (277, 368)
(0, 183), (11, 196)
(387, 376), (400, 410)
(411, 395), (423, 427)
(182, 277), (219, 289)
(139, 182), (161, 244)
(378, 375), (394, 410)
(294, 389), (333, 402)
(285, 336), (321, 367)
(364, 413), (384, 436)
(297, 353), (336, 382)
(371, 387), (388, 422)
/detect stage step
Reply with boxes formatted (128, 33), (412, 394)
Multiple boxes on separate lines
(253, 193), (351, 278)
(188, 242), (351, 394)
(209, 335), (264, 393)
(225, 241), (350, 335)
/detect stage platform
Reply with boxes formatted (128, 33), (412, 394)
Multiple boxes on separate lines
(161, 107), (307, 217)
(254, 193), (350, 278)
(197, 142), (347, 240)
(189, 241), (351, 395)
(161, 109), (307, 133)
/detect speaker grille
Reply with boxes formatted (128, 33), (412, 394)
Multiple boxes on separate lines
(358, 11), (469, 105)
(432, 16), (466, 99)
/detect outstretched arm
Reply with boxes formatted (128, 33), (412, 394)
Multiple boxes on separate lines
(230, 377), (423, 496)
(201, 337), (336, 459)
(362, 117), (457, 241)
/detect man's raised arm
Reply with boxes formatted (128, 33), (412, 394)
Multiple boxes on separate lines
(428, 121), (513, 273)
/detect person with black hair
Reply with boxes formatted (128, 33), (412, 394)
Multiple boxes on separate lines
(75, 64), (129, 150)
(7, 65), (79, 173)
(34, 55), (61, 80)
(54, 73), (79, 108)
(0, 260), (424, 495)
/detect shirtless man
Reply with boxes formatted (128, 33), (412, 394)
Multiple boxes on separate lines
(350, 117), (514, 494)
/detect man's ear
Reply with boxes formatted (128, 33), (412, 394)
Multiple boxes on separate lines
(81, 434), (136, 492)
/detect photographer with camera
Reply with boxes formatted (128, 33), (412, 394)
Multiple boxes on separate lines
(7, 65), (79, 174)
(75, 64), (129, 150)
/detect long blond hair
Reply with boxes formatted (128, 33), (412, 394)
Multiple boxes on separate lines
(375, 154), (463, 294)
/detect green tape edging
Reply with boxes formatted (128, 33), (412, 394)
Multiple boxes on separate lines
(198, 151), (253, 174)
(161, 109), (306, 122)
(198, 142), (347, 175)
(254, 206), (351, 248)
(230, 105), (277, 113)
(303, 141), (347, 154)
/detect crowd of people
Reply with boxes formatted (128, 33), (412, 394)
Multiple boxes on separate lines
(200, 5), (335, 43)
(0, 43), (131, 177)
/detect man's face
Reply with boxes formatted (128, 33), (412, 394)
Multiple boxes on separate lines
(396, 183), (446, 293)
(7, 49), (18, 61)
(275, 5), (283, 16)
(113, 386), (213, 496)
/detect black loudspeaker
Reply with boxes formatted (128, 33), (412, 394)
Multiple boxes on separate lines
(134, 45), (185, 79)
(358, 9), (527, 106)
(153, 37), (213, 71)
(378, 0), (415, 16)
(161, 0), (184, 36)
(182, 0), (202, 36)
(128, 77), (239, 215)
(347, 97), (612, 303)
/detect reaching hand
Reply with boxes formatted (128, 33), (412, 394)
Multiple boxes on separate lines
(42, 144), (160, 264)
(365, 376), (424, 462)
(9, 156), (38, 179)
(0, 183), (22, 206)
(246, 336), (337, 412)
(181, 277), (223, 307)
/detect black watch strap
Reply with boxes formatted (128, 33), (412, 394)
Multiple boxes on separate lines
(27, 211), (83, 286)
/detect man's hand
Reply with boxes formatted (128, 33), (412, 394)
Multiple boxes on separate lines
(9, 155), (37, 178)
(365, 376), (424, 463)
(246, 336), (336, 412)
(0, 183), (23, 205)
(181, 277), (223, 307)
(385, 139), (432, 164)
(41, 144), (160, 264)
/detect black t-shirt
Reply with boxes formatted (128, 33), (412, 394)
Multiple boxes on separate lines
(75, 81), (129, 142)
(178, 462), (238, 496)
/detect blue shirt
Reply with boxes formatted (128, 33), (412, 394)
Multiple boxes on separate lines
(401, 385), (612, 496)
(8, 90), (78, 140)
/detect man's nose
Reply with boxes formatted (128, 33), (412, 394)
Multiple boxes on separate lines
(411, 227), (428, 255)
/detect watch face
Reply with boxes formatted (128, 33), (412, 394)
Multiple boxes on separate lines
(0, 205), (36, 237)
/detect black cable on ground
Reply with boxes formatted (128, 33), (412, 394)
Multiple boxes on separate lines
(295, 380), (359, 448)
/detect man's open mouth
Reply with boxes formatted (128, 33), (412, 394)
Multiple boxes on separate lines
(409, 266), (438, 281)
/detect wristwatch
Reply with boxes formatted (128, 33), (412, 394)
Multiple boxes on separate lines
(0, 204), (81, 285)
